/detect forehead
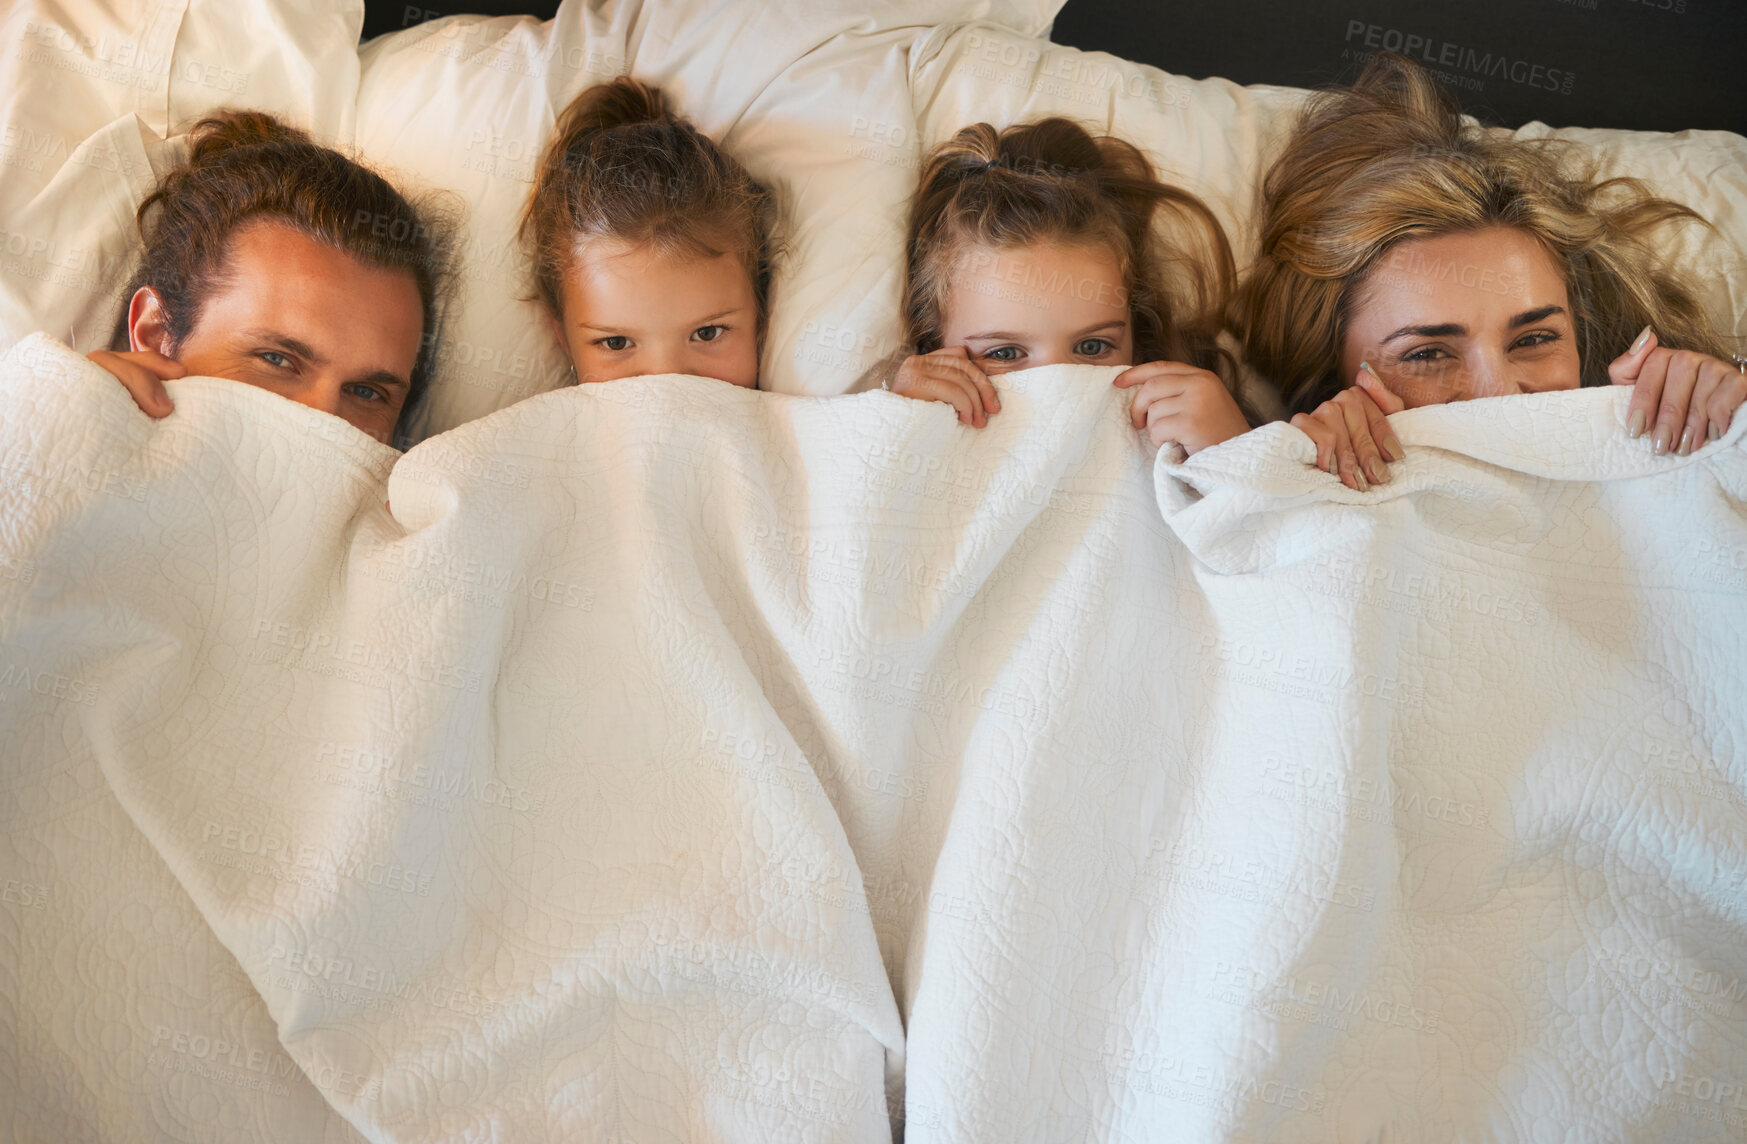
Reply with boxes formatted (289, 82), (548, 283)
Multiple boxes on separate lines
(1356, 226), (1569, 325)
(200, 221), (423, 354)
(561, 238), (755, 324)
(944, 240), (1128, 335)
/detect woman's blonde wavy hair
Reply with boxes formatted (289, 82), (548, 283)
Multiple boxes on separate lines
(903, 117), (1236, 380)
(1234, 51), (1729, 415)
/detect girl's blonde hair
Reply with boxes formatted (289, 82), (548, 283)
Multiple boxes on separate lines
(902, 117), (1235, 376)
(1235, 51), (1728, 415)
(520, 77), (777, 336)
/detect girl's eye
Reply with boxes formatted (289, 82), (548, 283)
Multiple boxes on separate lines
(691, 325), (727, 343)
(984, 345), (1022, 362)
(260, 350), (292, 369)
(596, 336), (632, 352)
(1074, 338), (1113, 357)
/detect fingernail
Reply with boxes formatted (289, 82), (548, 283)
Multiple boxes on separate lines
(1630, 325), (1652, 353)
(1653, 426), (1672, 456)
(1360, 360), (1380, 382)
(1369, 459), (1390, 485)
(1709, 423), (1721, 442)
(1677, 426), (1694, 457)
(1381, 434), (1405, 462)
(1353, 467), (1368, 492)
(1627, 409), (1646, 439)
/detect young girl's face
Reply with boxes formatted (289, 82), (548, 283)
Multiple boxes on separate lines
(555, 237), (759, 388)
(938, 240), (1134, 374)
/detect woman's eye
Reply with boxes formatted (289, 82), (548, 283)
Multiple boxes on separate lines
(1514, 331), (1561, 350)
(1400, 346), (1451, 365)
(1074, 338), (1113, 357)
(691, 325), (727, 343)
(984, 346), (1022, 362)
(260, 350), (292, 369)
(596, 336), (631, 352)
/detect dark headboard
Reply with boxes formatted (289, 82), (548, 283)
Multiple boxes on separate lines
(1052, 0), (1746, 135)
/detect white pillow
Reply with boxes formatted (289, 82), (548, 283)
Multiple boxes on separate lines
(0, 114), (171, 359)
(0, 0), (359, 362)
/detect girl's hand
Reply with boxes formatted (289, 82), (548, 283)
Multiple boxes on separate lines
(1611, 327), (1747, 455)
(888, 346), (1001, 428)
(86, 348), (186, 418)
(1115, 361), (1250, 455)
(1289, 363), (1405, 491)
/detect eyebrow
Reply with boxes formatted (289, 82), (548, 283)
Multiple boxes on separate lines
(578, 307), (747, 334)
(962, 320), (1128, 342)
(1509, 304), (1565, 328)
(1381, 305), (1567, 345)
(240, 328), (408, 389)
(1381, 322), (1465, 343)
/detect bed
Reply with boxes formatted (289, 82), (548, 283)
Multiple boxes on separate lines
(2, 1), (1744, 1141)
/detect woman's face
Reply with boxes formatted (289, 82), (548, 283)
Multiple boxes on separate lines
(1340, 226), (1581, 406)
(555, 238), (760, 389)
(939, 240), (1135, 374)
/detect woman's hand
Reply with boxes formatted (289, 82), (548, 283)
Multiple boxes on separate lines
(1611, 327), (1747, 455)
(1289, 363), (1405, 491)
(1115, 361), (1251, 455)
(86, 348), (186, 418)
(888, 346), (1001, 428)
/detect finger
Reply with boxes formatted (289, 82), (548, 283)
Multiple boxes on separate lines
(1608, 325), (1658, 388)
(930, 360), (991, 425)
(1680, 359), (1725, 456)
(1625, 348), (1670, 442)
(1311, 402), (1366, 491)
(1351, 373), (1405, 461)
(943, 356), (1000, 417)
(88, 351), (174, 418)
(1651, 351), (1700, 456)
(135, 350), (187, 381)
(1289, 412), (1338, 477)
(923, 366), (988, 427)
(1335, 392), (1388, 486)
(1113, 360), (1198, 388)
(1128, 378), (1187, 428)
(1704, 367), (1746, 444)
(1354, 362), (1407, 417)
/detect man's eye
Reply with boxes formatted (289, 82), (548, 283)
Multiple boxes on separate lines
(1075, 338), (1113, 356)
(691, 325), (727, 343)
(596, 336), (631, 352)
(344, 383), (385, 403)
(260, 350), (292, 369)
(984, 346), (1022, 362)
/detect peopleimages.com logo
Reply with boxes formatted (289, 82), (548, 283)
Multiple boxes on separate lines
(1343, 22), (1576, 95)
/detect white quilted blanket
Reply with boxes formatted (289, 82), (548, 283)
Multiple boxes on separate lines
(3, 332), (1745, 1142)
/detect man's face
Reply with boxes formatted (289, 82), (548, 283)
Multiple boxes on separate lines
(132, 219), (425, 444)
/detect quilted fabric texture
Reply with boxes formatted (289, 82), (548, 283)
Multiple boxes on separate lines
(3, 333), (1744, 1140)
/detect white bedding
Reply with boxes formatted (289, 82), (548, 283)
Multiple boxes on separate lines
(4, 332), (1744, 1140)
